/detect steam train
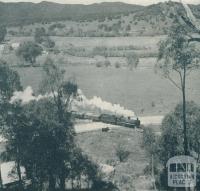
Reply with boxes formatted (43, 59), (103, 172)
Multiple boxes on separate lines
(71, 112), (140, 128)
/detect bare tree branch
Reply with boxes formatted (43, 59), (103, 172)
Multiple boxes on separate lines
(166, 74), (182, 90)
(174, 68), (183, 88)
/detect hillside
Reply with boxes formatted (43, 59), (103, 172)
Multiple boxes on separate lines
(131, 1), (200, 35)
(0, 1), (143, 25)
(76, 128), (151, 191)
(3, 1), (200, 36)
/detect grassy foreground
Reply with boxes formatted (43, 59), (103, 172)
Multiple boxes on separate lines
(76, 128), (152, 191)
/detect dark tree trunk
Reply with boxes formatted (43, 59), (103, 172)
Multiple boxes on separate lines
(16, 148), (23, 190)
(71, 178), (74, 189)
(49, 173), (56, 191)
(182, 63), (188, 155)
(16, 160), (23, 190)
(79, 175), (81, 189)
(39, 179), (43, 191)
(87, 179), (90, 189)
(59, 169), (65, 191)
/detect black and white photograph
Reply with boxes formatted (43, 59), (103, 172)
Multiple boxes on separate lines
(0, 0), (200, 190)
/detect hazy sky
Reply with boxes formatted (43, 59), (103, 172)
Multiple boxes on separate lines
(0, 0), (200, 5)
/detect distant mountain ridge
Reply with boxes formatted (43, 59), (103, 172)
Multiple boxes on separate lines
(0, 1), (143, 25)
(0, 1), (199, 27)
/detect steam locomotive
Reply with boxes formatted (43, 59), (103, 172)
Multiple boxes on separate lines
(71, 112), (140, 128)
(98, 114), (140, 128)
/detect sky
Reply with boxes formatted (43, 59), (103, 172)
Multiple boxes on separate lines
(0, 0), (200, 5)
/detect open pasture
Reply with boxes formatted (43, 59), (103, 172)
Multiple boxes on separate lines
(15, 60), (200, 116)
(8, 35), (200, 116)
(52, 35), (165, 49)
(7, 35), (165, 54)
(8, 35), (164, 47)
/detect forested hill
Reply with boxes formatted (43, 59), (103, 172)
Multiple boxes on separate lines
(0, 1), (199, 28)
(0, 1), (143, 25)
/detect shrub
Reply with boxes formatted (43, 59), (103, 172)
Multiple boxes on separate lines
(34, 27), (46, 44)
(126, 53), (139, 69)
(142, 128), (157, 156)
(16, 41), (43, 64)
(151, 101), (155, 107)
(0, 25), (7, 43)
(104, 60), (111, 67)
(126, 25), (131, 31)
(96, 61), (103, 68)
(48, 23), (65, 31)
(42, 37), (55, 48)
(115, 62), (120, 68)
(115, 144), (130, 162)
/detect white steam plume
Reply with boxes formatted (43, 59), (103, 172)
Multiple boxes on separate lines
(73, 89), (135, 117)
(10, 86), (50, 104)
(10, 87), (135, 117)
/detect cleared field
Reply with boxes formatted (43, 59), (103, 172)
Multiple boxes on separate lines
(52, 36), (165, 49)
(15, 62), (200, 116)
(8, 36), (164, 47)
(8, 35), (200, 116)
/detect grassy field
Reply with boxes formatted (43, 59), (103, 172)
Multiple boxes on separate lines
(5, 35), (200, 116)
(15, 62), (200, 116)
(52, 36), (164, 49)
(76, 128), (151, 191)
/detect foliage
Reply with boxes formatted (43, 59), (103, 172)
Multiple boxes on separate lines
(159, 101), (200, 164)
(0, 63), (22, 178)
(157, 24), (200, 89)
(34, 27), (46, 44)
(104, 60), (111, 67)
(2, 100), (73, 190)
(69, 147), (99, 189)
(126, 53), (139, 70)
(115, 144), (130, 162)
(39, 59), (101, 190)
(24, 99), (75, 191)
(0, 60), (22, 101)
(157, 23), (200, 155)
(126, 24), (131, 31)
(16, 41), (43, 64)
(142, 128), (158, 156)
(40, 57), (77, 107)
(96, 61), (103, 68)
(115, 62), (120, 68)
(0, 58), (102, 190)
(142, 102), (200, 190)
(34, 27), (55, 48)
(1, 99), (99, 191)
(92, 179), (119, 191)
(48, 23), (65, 31)
(142, 128), (160, 183)
(0, 25), (7, 43)
(42, 37), (55, 48)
